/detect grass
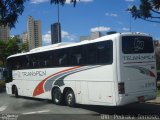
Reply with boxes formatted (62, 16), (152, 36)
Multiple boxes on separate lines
(157, 89), (160, 97)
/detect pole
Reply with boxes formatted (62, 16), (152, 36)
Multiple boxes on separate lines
(129, 12), (132, 32)
(58, 3), (59, 23)
(57, 4), (60, 43)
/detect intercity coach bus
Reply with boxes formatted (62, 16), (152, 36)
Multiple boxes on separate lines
(6, 32), (157, 106)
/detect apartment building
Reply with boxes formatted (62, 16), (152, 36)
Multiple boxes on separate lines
(27, 16), (42, 50)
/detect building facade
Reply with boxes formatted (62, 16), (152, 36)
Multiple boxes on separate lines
(21, 32), (28, 44)
(80, 32), (102, 41)
(90, 32), (102, 40)
(51, 22), (61, 44)
(0, 24), (9, 41)
(27, 16), (42, 50)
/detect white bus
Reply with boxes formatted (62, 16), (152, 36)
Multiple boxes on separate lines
(6, 32), (157, 106)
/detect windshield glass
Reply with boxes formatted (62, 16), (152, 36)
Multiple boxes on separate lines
(122, 36), (154, 54)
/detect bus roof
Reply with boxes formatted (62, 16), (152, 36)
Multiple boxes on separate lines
(7, 32), (151, 59)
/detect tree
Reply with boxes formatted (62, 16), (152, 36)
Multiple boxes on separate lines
(50, 0), (77, 6)
(156, 47), (160, 69)
(128, 0), (160, 23)
(6, 37), (19, 56)
(19, 43), (29, 52)
(0, 40), (8, 66)
(0, 0), (77, 29)
(0, 37), (25, 67)
(0, 0), (27, 28)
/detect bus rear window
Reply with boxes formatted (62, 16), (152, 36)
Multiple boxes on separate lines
(122, 36), (154, 54)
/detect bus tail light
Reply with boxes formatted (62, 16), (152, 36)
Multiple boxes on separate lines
(118, 82), (125, 94)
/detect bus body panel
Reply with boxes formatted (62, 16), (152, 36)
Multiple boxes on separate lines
(6, 64), (116, 105)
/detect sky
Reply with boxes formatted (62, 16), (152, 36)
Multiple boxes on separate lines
(10, 0), (160, 46)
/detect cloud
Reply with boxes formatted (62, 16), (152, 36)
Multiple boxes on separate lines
(122, 27), (130, 31)
(90, 26), (111, 32)
(42, 31), (51, 45)
(105, 12), (118, 17)
(62, 31), (69, 38)
(30, 0), (49, 4)
(62, 31), (78, 42)
(117, 21), (123, 25)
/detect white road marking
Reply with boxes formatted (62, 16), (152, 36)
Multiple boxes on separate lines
(22, 109), (50, 115)
(0, 105), (7, 112)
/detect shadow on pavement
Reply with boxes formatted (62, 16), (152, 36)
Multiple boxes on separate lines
(76, 103), (160, 116)
(0, 87), (6, 93)
(7, 94), (160, 117)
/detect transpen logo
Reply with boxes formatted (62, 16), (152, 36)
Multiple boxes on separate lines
(134, 39), (144, 51)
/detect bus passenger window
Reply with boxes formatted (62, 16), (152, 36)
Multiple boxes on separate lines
(59, 54), (67, 66)
(85, 43), (97, 64)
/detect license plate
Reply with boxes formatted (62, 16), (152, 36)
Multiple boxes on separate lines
(138, 96), (145, 102)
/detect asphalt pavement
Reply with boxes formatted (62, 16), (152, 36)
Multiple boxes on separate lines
(0, 89), (160, 120)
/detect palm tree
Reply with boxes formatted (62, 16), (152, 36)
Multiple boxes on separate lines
(128, 0), (160, 23)
(0, 0), (77, 29)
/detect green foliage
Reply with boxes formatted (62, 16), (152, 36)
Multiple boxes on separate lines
(0, 0), (77, 29)
(0, 37), (28, 67)
(0, 0), (28, 28)
(6, 38), (19, 56)
(51, 0), (78, 7)
(128, 0), (160, 23)
(157, 89), (160, 97)
(0, 40), (7, 66)
(19, 43), (29, 52)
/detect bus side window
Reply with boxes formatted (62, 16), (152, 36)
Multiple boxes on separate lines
(47, 52), (54, 67)
(70, 46), (84, 66)
(57, 49), (69, 66)
(96, 40), (113, 64)
(59, 54), (67, 65)
(53, 50), (59, 67)
(85, 43), (97, 64)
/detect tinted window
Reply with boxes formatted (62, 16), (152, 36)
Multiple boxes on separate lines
(122, 36), (154, 54)
(85, 43), (97, 64)
(7, 40), (113, 70)
(97, 41), (113, 64)
(54, 48), (69, 66)
(7, 56), (27, 70)
(70, 46), (85, 65)
(33, 52), (52, 68)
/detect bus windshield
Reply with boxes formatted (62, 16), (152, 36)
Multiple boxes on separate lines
(122, 36), (154, 54)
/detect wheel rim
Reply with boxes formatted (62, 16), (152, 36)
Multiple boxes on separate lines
(67, 93), (73, 105)
(54, 92), (61, 103)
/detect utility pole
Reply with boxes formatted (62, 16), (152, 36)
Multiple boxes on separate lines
(57, 3), (60, 43)
(129, 12), (132, 32)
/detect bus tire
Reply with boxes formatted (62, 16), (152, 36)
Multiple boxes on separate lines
(52, 88), (62, 105)
(14, 86), (19, 98)
(65, 90), (75, 107)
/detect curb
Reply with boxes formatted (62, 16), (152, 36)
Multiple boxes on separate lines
(146, 97), (160, 104)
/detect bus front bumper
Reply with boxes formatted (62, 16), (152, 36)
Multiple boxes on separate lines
(6, 83), (12, 95)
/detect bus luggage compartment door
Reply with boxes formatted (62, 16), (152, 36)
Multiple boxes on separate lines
(87, 82), (113, 104)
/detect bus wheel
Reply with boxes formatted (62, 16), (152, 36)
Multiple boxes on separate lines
(65, 90), (75, 107)
(52, 88), (62, 105)
(14, 86), (19, 98)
